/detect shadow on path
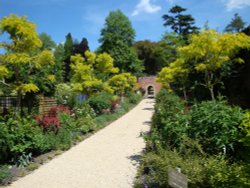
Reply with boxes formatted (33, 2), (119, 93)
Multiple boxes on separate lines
(142, 107), (154, 111)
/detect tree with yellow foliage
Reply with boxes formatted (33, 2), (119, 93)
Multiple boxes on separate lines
(0, 14), (55, 110)
(108, 72), (137, 98)
(70, 51), (119, 96)
(158, 30), (250, 100)
(70, 51), (137, 98)
(157, 58), (189, 100)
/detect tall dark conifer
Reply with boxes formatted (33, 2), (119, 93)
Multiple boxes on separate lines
(225, 13), (246, 33)
(63, 33), (73, 81)
(73, 37), (89, 58)
(162, 5), (198, 40)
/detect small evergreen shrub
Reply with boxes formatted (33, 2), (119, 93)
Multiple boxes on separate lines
(88, 92), (114, 115)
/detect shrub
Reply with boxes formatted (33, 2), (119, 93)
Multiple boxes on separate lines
(188, 99), (243, 155)
(135, 148), (250, 188)
(88, 92), (114, 115)
(240, 111), (250, 147)
(0, 165), (11, 185)
(148, 90), (187, 149)
(126, 91), (141, 104)
(73, 102), (96, 119)
(0, 117), (45, 163)
(36, 105), (71, 132)
(54, 83), (76, 107)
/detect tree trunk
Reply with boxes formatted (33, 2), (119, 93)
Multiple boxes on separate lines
(183, 87), (187, 101)
(209, 86), (215, 100)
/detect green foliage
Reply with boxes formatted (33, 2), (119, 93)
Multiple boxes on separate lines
(157, 58), (188, 89)
(70, 51), (117, 95)
(55, 83), (76, 107)
(150, 90), (187, 148)
(99, 9), (135, 48)
(135, 148), (250, 188)
(53, 43), (65, 83)
(137, 91), (250, 187)
(0, 117), (45, 162)
(14, 153), (32, 167)
(134, 40), (172, 75)
(158, 29), (250, 100)
(0, 165), (11, 185)
(189, 99), (243, 155)
(39, 32), (56, 51)
(88, 92), (114, 115)
(225, 13), (246, 33)
(126, 91), (142, 104)
(181, 30), (250, 99)
(108, 72), (137, 96)
(162, 5), (198, 39)
(239, 111), (250, 147)
(63, 33), (74, 81)
(0, 14), (41, 51)
(0, 14), (56, 109)
(99, 10), (143, 75)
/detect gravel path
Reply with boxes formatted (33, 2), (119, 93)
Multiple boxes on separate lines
(9, 99), (154, 188)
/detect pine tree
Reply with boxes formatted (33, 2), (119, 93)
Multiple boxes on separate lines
(63, 33), (73, 81)
(162, 5), (199, 40)
(225, 13), (246, 33)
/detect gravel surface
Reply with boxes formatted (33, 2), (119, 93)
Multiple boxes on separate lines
(9, 99), (154, 188)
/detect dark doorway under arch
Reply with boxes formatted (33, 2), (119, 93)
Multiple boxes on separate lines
(147, 86), (155, 98)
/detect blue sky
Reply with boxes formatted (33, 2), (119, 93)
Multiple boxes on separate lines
(0, 0), (250, 51)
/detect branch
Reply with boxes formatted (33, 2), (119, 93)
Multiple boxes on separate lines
(0, 78), (10, 87)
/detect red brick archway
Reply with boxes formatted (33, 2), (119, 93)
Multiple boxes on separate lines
(138, 76), (162, 97)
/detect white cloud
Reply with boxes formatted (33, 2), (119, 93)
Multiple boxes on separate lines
(132, 0), (162, 16)
(225, 0), (250, 11)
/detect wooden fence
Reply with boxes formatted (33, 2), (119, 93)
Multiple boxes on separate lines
(0, 95), (57, 116)
(38, 96), (57, 114)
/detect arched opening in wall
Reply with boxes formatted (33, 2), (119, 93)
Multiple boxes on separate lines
(147, 86), (155, 98)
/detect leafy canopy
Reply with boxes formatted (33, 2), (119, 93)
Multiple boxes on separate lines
(158, 29), (250, 100)
(162, 5), (199, 39)
(99, 10), (143, 75)
(70, 51), (119, 95)
(0, 14), (55, 95)
(108, 73), (137, 96)
(225, 13), (246, 33)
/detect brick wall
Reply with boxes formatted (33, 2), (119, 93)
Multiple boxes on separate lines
(138, 76), (162, 97)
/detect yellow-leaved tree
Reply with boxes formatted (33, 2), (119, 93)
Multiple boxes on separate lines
(157, 58), (189, 99)
(70, 51), (136, 98)
(70, 51), (118, 96)
(0, 14), (55, 110)
(108, 72), (137, 99)
(158, 29), (250, 100)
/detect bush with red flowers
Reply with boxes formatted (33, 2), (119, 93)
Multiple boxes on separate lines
(36, 105), (72, 132)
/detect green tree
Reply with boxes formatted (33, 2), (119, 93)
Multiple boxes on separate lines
(99, 10), (144, 75)
(159, 30), (250, 100)
(63, 33), (74, 81)
(162, 5), (199, 40)
(0, 14), (55, 111)
(225, 13), (246, 33)
(134, 40), (171, 75)
(53, 44), (65, 83)
(39, 32), (56, 51)
(73, 37), (89, 57)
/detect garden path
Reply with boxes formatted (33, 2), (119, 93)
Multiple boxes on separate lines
(9, 99), (154, 188)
